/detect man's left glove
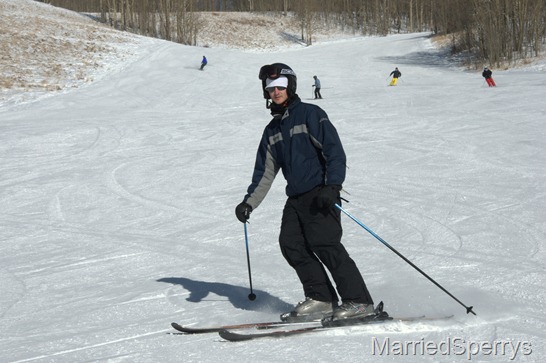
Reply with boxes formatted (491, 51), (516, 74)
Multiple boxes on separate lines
(316, 185), (342, 210)
(235, 202), (253, 223)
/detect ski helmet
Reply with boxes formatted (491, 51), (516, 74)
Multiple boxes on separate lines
(258, 63), (297, 99)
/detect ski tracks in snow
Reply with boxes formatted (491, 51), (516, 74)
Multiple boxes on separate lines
(105, 159), (183, 213)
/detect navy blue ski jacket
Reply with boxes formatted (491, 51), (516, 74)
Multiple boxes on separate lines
(243, 97), (346, 210)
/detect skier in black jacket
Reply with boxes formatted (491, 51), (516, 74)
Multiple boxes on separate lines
(389, 67), (401, 86)
(482, 67), (496, 87)
(235, 63), (375, 323)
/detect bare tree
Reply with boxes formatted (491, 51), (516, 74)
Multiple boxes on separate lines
(175, 0), (201, 45)
(36, 0), (546, 67)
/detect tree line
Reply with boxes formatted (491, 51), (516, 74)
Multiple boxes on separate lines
(35, 0), (545, 67)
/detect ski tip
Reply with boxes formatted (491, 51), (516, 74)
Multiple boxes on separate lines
(171, 322), (189, 334)
(376, 301), (384, 313)
(171, 322), (190, 332)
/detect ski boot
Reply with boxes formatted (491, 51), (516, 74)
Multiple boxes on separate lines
(280, 297), (335, 323)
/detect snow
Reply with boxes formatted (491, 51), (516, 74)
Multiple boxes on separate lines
(1, 1), (545, 362)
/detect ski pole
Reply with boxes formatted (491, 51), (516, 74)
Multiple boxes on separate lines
(243, 223), (256, 301)
(335, 204), (476, 315)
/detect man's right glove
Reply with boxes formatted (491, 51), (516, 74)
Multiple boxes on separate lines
(235, 202), (253, 223)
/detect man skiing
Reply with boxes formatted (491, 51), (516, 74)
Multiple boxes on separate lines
(482, 67), (496, 87)
(235, 63), (375, 323)
(200, 55), (207, 71)
(388, 67), (401, 86)
(312, 75), (322, 99)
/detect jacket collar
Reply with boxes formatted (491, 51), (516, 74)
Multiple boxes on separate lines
(271, 95), (301, 120)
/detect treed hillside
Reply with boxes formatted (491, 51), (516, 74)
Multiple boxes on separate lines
(36, 0), (546, 68)
(0, 0), (372, 104)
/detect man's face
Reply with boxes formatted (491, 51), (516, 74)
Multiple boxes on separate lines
(267, 86), (288, 105)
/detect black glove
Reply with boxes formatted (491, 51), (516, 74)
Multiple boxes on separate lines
(316, 185), (341, 210)
(235, 202), (253, 223)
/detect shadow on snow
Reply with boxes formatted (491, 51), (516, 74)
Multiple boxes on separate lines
(158, 276), (293, 313)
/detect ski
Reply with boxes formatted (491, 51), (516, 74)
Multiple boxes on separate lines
(171, 301), (386, 334)
(219, 325), (322, 341)
(171, 300), (452, 337)
(218, 314), (453, 342)
(171, 320), (318, 334)
(218, 313), (391, 341)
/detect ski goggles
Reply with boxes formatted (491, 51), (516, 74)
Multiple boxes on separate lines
(259, 64), (296, 80)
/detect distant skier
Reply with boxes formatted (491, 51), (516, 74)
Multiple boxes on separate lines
(312, 75), (322, 99)
(482, 67), (496, 87)
(200, 56), (207, 71)
(388, 67), (401, 86)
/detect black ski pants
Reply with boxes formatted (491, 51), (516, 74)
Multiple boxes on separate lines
(279, 186), (374, 305)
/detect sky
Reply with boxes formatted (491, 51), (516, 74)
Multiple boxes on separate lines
(1, 1), (545, 362)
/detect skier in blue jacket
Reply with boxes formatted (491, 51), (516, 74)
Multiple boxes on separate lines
(200, 56), (207, 70)
(235, 63), (375, 323)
